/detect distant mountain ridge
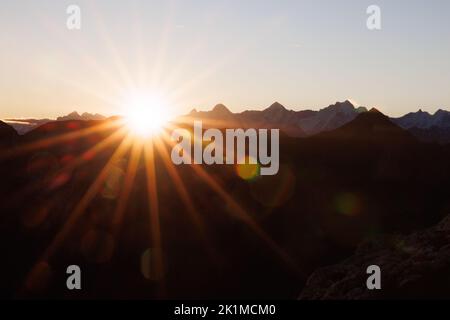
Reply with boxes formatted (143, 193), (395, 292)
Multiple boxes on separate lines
(187, 100), (368, 137)
(2, 103), (450, 143)
(185, 101), (450, 143)
(391, 109), (450, 144)
(56, 111), (106, 122)
(3, 111), (106, 134)
(391, 109), (450, 129)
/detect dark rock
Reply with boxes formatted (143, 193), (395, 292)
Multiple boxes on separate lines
(300, 214), (450, 299)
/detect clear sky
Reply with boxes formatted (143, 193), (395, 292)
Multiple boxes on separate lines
(1, 0), (450, 119)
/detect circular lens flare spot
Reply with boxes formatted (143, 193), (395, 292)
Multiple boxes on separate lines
(334, 192), (361, 216)
(236, 156), (260, 181)
(141, 248), (164, 281)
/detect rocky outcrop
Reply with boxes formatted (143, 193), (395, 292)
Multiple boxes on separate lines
(300, 215), (450, 299)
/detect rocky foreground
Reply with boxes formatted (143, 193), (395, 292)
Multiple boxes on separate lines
(300, 214), (450, 299)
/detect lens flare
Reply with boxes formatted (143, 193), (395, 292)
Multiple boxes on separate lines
(123, 93), (172, 137)
(235, 156), (260, 181)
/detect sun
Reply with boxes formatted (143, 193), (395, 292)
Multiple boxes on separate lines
(123, 93), (172, 137)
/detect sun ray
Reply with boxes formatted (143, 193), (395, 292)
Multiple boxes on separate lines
(2, 126), (129, 210)
(60, 127), (129, 172)
(89, 1), (136, 91)
(143, 139), (165, 296)
(29, 134), (133, 266)
(189, 163), (302, 275)
(36, 7), (126, 94)
(171, 114), (238, 130)
(129, 3), (148, 87)
(159, 128), (303, 276)
(149, 2), (176, 89)
(111, 139), (143, 232)
(167, 44), (250, 103)
(42, 71), (123, 109)
(153, 136), (223, 264)
(1, 119), (122, 161)
(22, 135), (133, 293)
(153, 136), (205, 233)
(160, 36), (211, 91)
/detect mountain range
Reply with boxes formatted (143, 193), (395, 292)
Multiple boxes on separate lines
(186, 100), (367, 137)
(391, 109), (450, 144)
(186, 101), (450, 143)
(2, 102), (450, 144)
(3, 112), (106, 135)
(391, 109), (450, 129)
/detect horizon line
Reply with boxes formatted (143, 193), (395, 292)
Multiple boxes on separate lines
(2, 99), (450, 122)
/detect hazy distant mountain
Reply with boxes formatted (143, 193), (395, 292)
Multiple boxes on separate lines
(186, 100), (368, 137)
(391, 109), (450, 144)
(239, 102), (308, 137)
(4, 112), (106, 135)
(2, 118), (51, 135)
(392, 109), (433, 129)
(56, 111), (106, 122)
(296, 100), (368, 135)
(188, 104), (239, 128)
(392, 109), (450, 129)
(188, 101), (450, 141)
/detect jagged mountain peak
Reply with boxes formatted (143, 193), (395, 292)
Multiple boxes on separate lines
(368, 107), (382, 114)
(343, 99), (355, 106)
(323, 100), (356, 113)
(265, 102), (287, 112)
(356, 106), (368, 113)
(338, 100), (355, 107)
(316, 107), (415, 143)
(56, 111), (105, 121)
(435, 109), (449, 116)
(417, 109), (431, 115)
(211, 103), (232, 114)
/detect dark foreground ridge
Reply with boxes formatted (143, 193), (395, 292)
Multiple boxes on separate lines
(301, 214), (450, 299)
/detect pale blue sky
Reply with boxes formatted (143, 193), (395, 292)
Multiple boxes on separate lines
(1, 0), (450, 118)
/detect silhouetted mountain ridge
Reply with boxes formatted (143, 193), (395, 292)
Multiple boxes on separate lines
(184, 100), (370, 137)
(315, 108), (416, 144)
(391, 109), (450, 144)
(0, 120), (18, 146)
(57, 111), (106, 122)
(5, 102), (450, 142)
(392, 108), (450, 129)
(4, 111), (106, 135)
